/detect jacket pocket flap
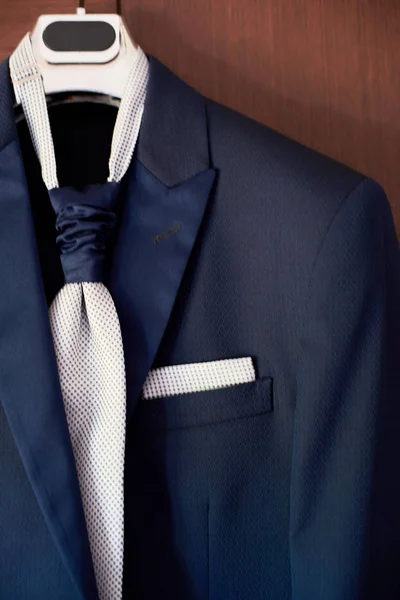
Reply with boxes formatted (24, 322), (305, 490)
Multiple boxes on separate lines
(135, 376), (273, 430)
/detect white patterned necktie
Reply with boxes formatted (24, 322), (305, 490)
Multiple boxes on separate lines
(10, 29), (149, 600)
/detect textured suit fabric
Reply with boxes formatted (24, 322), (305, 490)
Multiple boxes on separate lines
(0, 53), (399, 600)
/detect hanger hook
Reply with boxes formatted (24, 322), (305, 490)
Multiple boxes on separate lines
(77, 0), (86, 15)
(78, 0), (121, 14)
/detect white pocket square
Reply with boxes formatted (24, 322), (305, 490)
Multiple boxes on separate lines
(142, 357), (256, 399)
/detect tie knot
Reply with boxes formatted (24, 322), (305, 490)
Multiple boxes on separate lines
(48, 182), (121, 284)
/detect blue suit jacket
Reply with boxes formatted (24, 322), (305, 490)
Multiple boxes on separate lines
(0, 52), (399, 600)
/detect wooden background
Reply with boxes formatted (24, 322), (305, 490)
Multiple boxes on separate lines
(0, 0), (399, 236)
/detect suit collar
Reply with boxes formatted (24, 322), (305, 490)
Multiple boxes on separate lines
(0, 53), (216, 599)
(137, 55), (211, 186)
(0, 54), (212, 180)
(109, 55), (216, 421)
(0, 58), (16, 149)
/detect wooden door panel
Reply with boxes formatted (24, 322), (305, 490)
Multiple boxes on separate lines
(122, 0), (400, 236)
(0, 0), (399, 236)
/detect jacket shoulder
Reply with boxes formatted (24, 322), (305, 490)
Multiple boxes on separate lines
(203, 98), (378, 268)
(205, 97), (364, 206)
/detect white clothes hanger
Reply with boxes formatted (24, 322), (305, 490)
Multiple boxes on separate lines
(10, 0), (149, 185)
(16, 0), (140, 107)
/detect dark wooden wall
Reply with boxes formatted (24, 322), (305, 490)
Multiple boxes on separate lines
(1, 0), (399, 236)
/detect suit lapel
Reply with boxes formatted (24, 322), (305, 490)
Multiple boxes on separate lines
(0, 53), (215, 595)
(108, 56), (216, 419)
(108, 161), (215, 420)
(0, 59), (98, 599)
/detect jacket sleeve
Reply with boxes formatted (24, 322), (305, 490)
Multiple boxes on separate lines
(290, 177), (400, 599)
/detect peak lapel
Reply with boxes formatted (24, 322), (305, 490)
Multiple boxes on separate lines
(0, 59), (98, 600)
(107, 56), (217, 420)
(0, 51), (216, 593)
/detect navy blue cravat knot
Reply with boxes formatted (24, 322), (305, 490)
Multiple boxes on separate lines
(48, 182), (121, 284)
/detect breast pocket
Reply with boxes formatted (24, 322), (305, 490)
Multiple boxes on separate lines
(134, 376), (273, 430)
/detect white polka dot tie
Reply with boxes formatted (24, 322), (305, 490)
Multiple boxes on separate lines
(49, 282), (126, 600)
(9, 29), (150, 600)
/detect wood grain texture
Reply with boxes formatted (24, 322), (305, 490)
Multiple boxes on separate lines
(0, 0), (399, 236)
(122, 0), (400, 236)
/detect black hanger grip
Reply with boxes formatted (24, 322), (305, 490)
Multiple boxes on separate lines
(43, 21), (116, 52)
